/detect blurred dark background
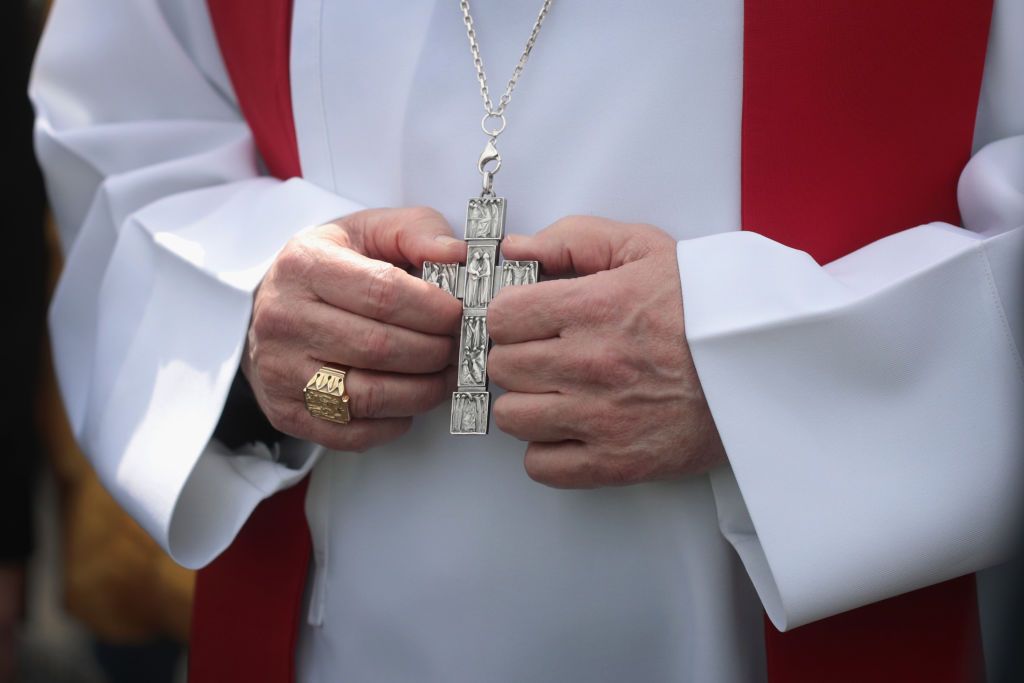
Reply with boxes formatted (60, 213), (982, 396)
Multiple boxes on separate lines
(2, 2), (192, 682)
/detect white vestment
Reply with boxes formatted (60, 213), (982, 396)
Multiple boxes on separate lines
(31, 0), (1024, 680)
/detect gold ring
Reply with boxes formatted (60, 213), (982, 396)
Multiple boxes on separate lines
(303, 366), (351, 424)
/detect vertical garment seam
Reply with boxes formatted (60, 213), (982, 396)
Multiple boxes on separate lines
(313, 0), (339, 192)
(397, 1), (443, 202)
(306, 457), (332, 627)
(977, 238), (1024, 382)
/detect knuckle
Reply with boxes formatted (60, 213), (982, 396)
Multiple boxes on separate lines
(524, 451), (590, 489)
(275, 241), (316, 280)
(346, 428), (374, 454)
(599, 456), (649, 487)
(486, 346), (508, 383)
(416, 375), (448, 411)
(358, 378), (386, 418)
(251, 297), (293, 341)
(253, 352), (290, 394)
(523, 450), (548, 484)
(586, 344), (642, 388)
(405, 205), (446, 228)
(552, 214), (587, 233)
(359, 324), (393, 366)
(486, 298), (513, 342)
(268, 403), (303, 437)
(345, 428), (375, 453)
(423, 337), (453, 371)
(364, 263), (401, 319)
(491, 396), (516, 432)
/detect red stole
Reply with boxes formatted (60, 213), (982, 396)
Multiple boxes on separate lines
(191, 1), (993, 680)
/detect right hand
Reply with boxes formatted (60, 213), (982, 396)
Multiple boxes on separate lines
(243, 207), (465, 452)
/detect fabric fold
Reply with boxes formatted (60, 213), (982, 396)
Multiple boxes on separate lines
(678, 137), (1024, 629)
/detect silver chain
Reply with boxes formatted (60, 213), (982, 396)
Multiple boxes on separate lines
(459, 0), (555, 125)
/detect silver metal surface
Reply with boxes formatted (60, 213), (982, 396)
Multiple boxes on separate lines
(466, 197), (506, 239)
(422, 261), (459, 297)
(459, 0), (555, 119)
(457, 314), (489, 387)
(421, 197), (538, 435)
(464, 243), (498, 309)
(431, 1), (552, 434)
(499, 260), (538, 289)
(451, 390), (490, 435)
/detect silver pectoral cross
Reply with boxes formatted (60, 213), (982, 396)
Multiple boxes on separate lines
(422, 195), (539, 435)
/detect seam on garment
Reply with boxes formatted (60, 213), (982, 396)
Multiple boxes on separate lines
(313, 0), (339, 192)
(978, 240), (1024, 382)
(305, 458), (333, 627)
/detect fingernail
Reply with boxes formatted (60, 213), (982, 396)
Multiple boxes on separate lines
(434, 235), (460, 246)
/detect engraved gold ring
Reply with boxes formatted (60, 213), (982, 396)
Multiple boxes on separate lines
(303, 365), (351, 424)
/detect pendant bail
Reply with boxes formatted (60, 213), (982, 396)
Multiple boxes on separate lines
(479, 138), (501, 196)
(478, 138), (501, 176)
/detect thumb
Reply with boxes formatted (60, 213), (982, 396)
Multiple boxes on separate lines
(502, 216), (669, 276)
(348, 207), (466, 267)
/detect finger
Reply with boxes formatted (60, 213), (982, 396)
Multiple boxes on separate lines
(522, 440), (601, 489)
(348, 206), (467, 268)
(251, 355), (416, 452)
(503, 216), (669, 276)
(307, 249), (463, 336)
(301, 301), (455, 373)
(294, 409), (413, 453)
(488, 279), (582, 343)
(488, 339), (570, 393)
(492, 392), (582, 443)
(345, 367), (457, 418)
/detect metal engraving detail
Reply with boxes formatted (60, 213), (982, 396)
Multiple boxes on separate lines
(464, 243), (498, 309)
(465, 197), (506, 239)
(451, 391), (489, 435)
(498, 260), (538, 290)
(421, 196), (538, 435)
(422, 261), (459, 297)
(303, 367), (351, 424)
(457, 315), (488, 387)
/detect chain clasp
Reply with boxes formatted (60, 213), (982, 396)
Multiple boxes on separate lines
(478, 138), (501, 196)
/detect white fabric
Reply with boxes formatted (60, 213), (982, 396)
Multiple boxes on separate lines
(31, 0), (1023, 681)
(31, 0), (361, 564)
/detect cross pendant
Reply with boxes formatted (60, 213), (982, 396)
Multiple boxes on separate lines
(422, 196), (538, 435)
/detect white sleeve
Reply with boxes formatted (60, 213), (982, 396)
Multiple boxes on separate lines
(677, 0), (1024, 630)
(32, 0), (362, 569)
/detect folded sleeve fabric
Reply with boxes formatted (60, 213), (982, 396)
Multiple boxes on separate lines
(678, 132), (1024, 630)
(31, 0), (362, 569)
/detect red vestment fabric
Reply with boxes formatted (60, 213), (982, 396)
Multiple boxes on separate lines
(742, 1), (992, 679)
(191, 1), (994, 680)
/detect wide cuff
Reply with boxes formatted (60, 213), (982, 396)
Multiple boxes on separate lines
(51, 176), (363, 568)
(676, 225), (1024, 630)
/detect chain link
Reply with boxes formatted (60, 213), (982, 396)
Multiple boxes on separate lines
(459, 0), (555, 122)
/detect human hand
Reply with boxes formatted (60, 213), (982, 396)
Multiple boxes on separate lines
(244, 207), (465, 451)
(487, 217), (725, 488)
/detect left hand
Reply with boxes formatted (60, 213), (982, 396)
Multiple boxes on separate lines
(487, 216), (726, 488)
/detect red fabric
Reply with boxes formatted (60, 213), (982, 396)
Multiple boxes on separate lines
(742, 0), (993, 264)
(192, 0), (996, 680)
(190, 480), (311, 682)
(763, 575), (984, 682)
(190, 1), (310, 682)
(206, 0), (300, 180)
(742, 0), (993, 681)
